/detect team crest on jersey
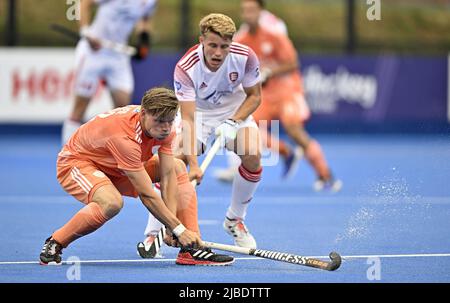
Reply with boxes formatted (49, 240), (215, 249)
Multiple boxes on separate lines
(175, 81), (182, 91)
(229, 72), (239, 82)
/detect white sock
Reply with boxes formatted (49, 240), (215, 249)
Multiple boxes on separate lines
(227, 151), (241, 169)
(227, 165), (262, 220)
(62, 119), (82, 145)
(144, 184), (164, 236)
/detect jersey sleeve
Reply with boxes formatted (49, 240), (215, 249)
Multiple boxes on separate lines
(174, 65), (196, 101)
(106, 136), (144, 172)
(242, 47), (261, 88)
(275, 34), (298, 64)
(143, 0), (157, 18)
(157, 132), (175, 155)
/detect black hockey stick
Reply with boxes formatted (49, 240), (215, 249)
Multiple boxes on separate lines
(50, 23), (137, 55)
(203, 241), (342, 271)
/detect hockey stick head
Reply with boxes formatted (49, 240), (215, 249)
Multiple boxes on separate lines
(327, 251), (342, 271)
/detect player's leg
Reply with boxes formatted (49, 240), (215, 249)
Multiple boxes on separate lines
(213, 150), (241, 183)
(108, 54), (133, 108)
(110, 89), (132, 108)
(40, 160), (120, 265)
(260, 125), (302, 179)
(223, 119), (262, 249)
(281, 94), (342, 191)
(139, 156), (234, 265)
(62, 45), (101, 145)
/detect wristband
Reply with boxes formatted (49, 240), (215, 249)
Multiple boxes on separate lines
(172, 224), (186, 237)
(79, 26), (90, 37)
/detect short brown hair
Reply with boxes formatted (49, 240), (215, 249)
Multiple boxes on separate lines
(199, 13), (236, 40)
(140, 87), (179, 120)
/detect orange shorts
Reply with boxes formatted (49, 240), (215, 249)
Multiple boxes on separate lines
(253, 91), (311, 125)
(56, 155), (160, 204)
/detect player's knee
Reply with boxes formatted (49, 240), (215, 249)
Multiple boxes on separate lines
(95, 192), (124, 218)
(241, 153), (261, 172)
(174, 158), (188, 175)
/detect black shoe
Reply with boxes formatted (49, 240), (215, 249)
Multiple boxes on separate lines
(39, 237), (63, 265)
(176, 247), (234, 266)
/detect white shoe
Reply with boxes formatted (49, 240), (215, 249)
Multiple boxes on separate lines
(223, 217), (257, 249)
(214, 167), (237, 184)
(137, 234), (164, 259)
(313, 177), (343, 193)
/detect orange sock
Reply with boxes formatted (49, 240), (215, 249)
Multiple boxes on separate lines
(52, 202), (110, 248)
(175, 173), (200, 236)
(305, 140), (331, 180)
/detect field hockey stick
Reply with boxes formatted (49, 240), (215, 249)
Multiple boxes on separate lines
(138, 135), (225, 258)
(203, 241), (342, 271)
(50, 23), (137, 56)
(191, 135), (224, 187)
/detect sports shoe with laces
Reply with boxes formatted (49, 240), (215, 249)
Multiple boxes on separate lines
(282, 146), (303, 179)
(313, 175), (343, 193)
(137, 234), (165, 259)
(223, 217), (257, 249)
(39, 237), (63, 265)
(175, 247), (234, 266)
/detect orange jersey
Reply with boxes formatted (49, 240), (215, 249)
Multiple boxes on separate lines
(59, 105), (175, 178)
(236, 27), (304, 102)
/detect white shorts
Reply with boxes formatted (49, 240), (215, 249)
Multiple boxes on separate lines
(196, 112), (258, 147)
(74, 39), (134, 98)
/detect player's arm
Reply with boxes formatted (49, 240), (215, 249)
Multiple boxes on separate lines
(180, 101), (203, 184)
(79, 0), (101, 50)
(174, 65), (203, 183)
(133, 15), (152, 60)
(124, 169), (202, 248)
(230, 83), (262, 122)
(263, 35), (299, 79)
(158, 152), (178, 215)
(230, 48), (262, 122)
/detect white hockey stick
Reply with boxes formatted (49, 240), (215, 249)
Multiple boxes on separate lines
(138, 136), (224, 258)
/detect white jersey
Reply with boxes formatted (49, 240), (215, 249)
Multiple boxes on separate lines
(173, 43), (260, 121)
(88, 0), (157, 45)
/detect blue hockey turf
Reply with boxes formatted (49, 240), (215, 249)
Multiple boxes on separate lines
(1, 133), (449, 282)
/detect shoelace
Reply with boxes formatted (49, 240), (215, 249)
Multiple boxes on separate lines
(235, 221), (249, 234)
(46, 241), (62, 256)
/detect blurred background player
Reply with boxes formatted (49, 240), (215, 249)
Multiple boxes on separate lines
(61, 0), (157, 144)
(216, 0), (342, 192)
(40, 87), (233, 266)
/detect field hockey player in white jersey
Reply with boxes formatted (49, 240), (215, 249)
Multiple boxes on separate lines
(62, 0), (157, 144)
(173, 13), (263, 249)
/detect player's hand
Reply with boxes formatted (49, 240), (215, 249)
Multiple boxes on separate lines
(174, 229), (203, 249)
(188, 165), (203, 185)
(260, 68), (273, 86)
(215, 119), (239, 147)
(163, 230), (179, 247)
(80, 27), (102, 51)
(86, 36), (102, 51)
(132, 31), (151, 61)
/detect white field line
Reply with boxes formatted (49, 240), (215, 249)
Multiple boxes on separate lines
(2, 253), (450, 265)
(1, 195), (450, 205)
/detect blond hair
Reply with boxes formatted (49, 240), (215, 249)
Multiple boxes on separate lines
(199, 13), (236, 39)
(140, 87), (179, 120)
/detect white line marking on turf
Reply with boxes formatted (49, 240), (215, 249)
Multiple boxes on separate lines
(2, 195), (450, 205)
(2, 253), (450, 265)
